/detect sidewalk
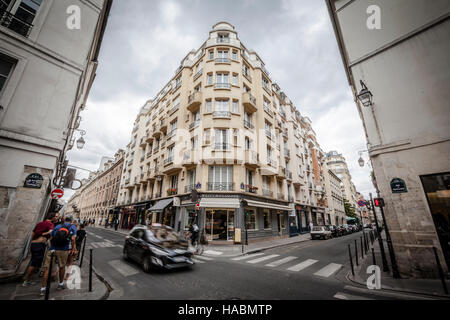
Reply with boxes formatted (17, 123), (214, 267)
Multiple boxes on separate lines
(90, 225), (312, 258)
(0, 252), (109, 300)
(348, 230), (450, 299)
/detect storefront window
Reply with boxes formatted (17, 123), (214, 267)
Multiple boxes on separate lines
(183, 208), (197, 231)
(263, 209), (271, 229)
(206, 209), (235, 241)
(245, 208), (256, 230)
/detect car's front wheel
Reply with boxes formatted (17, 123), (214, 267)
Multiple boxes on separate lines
(142, 255), (152, 273)
(123, 246), (130, 261)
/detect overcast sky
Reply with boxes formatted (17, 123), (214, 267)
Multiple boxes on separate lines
(64, 0), (375, 200)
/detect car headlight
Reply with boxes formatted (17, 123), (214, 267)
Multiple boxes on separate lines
(151, 247), (170, 256)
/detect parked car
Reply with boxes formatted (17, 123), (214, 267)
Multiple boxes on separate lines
(342, 224), (352, 234)
(328, 225), (340, 237)
(311, 226), (332, 240)
(123, 225), (194, 272)
(337, 225), (346, 236)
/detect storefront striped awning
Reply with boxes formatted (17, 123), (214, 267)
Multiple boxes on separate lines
(199, 198), (240, 208)
(245, 200), (291, 211)
(148, 198), (173, 212)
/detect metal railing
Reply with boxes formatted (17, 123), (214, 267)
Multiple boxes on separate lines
(194, 69), (203, 80)
(213, 111), (231, 118)
(185, 185), (195, 193)
(0, 8), (34, 37)
(164, 157), (174, 165)
(214, 143), (230, 150)
(215, 58), (230, 63)
(215, 83), (231, 89)
(243, 120), (254, 129)
(265, 130), (272, 139)
(189, 121), (200, 130)
(208, 182), (234, 191)
(216, 38), (230, 43)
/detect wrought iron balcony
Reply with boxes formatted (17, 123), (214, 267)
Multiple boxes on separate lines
(213, 111), (231, 118)
(215, 58), (230, 63)
(243, 120), (254, 129)
(214, 143), (230, 150)
(207, 182), (234, 191)
(215, 83), (231, 89)
(0, 8), (34, 37)
(185, 185), (196, 193)
(216, 38), (230, 43)
(164, 157), (174, 165)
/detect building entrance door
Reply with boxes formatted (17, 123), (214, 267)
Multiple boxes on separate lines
(420, 172), (450, 270)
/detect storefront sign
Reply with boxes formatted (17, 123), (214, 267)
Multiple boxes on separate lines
(51, 188), (64, 200)
(173, 197), (181, 207)
(24, 173), (43, 189)
(390, 178), (407, 193)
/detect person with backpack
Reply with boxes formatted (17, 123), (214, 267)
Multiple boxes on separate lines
(40, 216), (77, 295)
(22, 212), (59, 287)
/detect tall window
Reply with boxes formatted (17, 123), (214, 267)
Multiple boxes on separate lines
(191, 135), (198, 149)
(232, 100), (239, 113)
(187, 169), (196, 191)
(217, 50), (229, 60)
(215, 99), (229, 116)
(216, 73), (229, 85)
(214, 129), (228, 150)
(0, 53), (16, 93)
(232, 73), (238, 86)
(207, 73), (213, 85)
(245, 137), (251, 150)
(208, 50), (214, 60)
(246, 169), (254, 186)
(242, 64), (250, 77)
(205, 100), (212, 113)
(263, 209), (272, 229)
(204, 129), (211, 144)
(208, 166), (233, 190)
(232, 50), (238, 61)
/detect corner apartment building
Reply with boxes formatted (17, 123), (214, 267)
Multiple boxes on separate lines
(326, 0), (450, 277)
(325, 151), (358, 210)
(0, 0), (112, 278)
(66, 149), (124, 224)
(116, 22), (328, 243)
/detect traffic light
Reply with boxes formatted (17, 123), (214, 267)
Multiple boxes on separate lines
(374, 198), (385, 207)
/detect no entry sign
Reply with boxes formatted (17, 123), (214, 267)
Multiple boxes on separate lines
(51, 188), (64, 200)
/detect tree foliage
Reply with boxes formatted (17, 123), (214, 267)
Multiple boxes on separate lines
(344, 198), (357, 218)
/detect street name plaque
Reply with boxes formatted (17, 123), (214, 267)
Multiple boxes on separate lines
(390, 178), (407, 193)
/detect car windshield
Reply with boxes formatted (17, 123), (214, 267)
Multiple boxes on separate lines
(150, 227), (180, 242)
(312, 226), (323, 231)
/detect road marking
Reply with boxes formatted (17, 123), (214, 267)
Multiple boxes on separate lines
(314, 263), (343, 278)
(265, 256), (298, 267)
(343, 285), (435, 300)
(334, 292), (374, 300)
(96, 235), (103, 239)
(287, 259), (318, 272)
(231, 253), (265, 261)
(90, 243), (99, 248)
(194, 256), (213, 261)
(116, 245), (124, 249)
(191, 258), (205, 264)
(247, 254), (280, 264)
(108, 260), (140, 277)
(204, 250), (223, 256)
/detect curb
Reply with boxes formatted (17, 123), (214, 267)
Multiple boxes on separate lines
(92, 266), (112, 300)
(345, 270), (450, 300)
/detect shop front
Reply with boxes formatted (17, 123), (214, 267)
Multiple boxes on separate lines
(200, 197), (240, 243)
(148, 198), (176, 228)
(120, 206), (136, 230)
(312, 208), (326, 226)
(295, 205), (309, 233)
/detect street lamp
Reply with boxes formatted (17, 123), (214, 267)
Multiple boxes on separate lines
(358, 150), (370, 168)
(358, 156), (365, 168)
(74, 129), (86, 150)
(357, 80), (373, 107)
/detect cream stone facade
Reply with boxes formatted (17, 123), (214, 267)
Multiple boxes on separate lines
(115, 22), (330, 242)
(66, 149), (124, 225)
(327, 0), (450, 277)
(323, 167), (346, 226)
(0, 0), (112, 278)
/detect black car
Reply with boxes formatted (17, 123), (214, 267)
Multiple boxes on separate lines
(123, 225), (194, 272)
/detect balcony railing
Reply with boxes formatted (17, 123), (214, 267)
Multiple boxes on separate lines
(208, 182), (234, 191)
(173, 81), (182, 91)
(194, 69), (203, 80)
(264, 105), (273, 116)
(164, 157), (174, 165)
(215, 58), (230, 63)
(216, 38), (230, 43)
(0, 8), (34, 37)
(169, 104), (179, 114)
(213, 111), (231, 118)
(265, 130), (272, 139)
(286, 170), (293, 180)
(215, 83), (231, 89)
(243, 120), (254, 129)
(214, 143), (230, 150)
(185, 185), (195, 193)
(189, 121), (200, 130)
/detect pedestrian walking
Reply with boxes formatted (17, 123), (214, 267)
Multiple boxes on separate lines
(309, 221), (314, 232)
(114, 218), (119, 231)
(74, 224), (86, 261)
(22, 212), (59, 286)
(40, 216), (77, 296)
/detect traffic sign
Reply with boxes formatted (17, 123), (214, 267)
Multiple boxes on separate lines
(195, 202), (200, 211)
(51, 188), (64, 200)
(358, 200), (366, 207)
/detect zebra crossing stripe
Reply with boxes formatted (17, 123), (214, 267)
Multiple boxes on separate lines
(247, 254), (280, 264)
(265, 256), (298, 267)
(192, 258), (205, 264)
(108, 260), (140, 277)
(287, 259), (318, 272)
(90, 243), (99, 248)
(334, 292), (373, 300)
(231, 253), (265, 261)
(314, 263), (342, 278)
(194, 256), (213, 261)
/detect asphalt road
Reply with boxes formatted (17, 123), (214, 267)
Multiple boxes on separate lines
(84, 227), (421, 300)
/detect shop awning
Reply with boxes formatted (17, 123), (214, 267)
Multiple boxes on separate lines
(245, 200), (291, 211)
(199, 198), (240, 209)
(149, 198), (173, 212)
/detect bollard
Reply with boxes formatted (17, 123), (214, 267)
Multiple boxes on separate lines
(370, 231), (374, 245)
(362, 232), (367, 254)
(89, 248), (93, 292)
(45, 251), (54, 301)
(364, 232), (369, 254)
(432, 247), (448, 295)
(372, 247), (376, 266)
(79, 235), (87, 268)
(360, 237), (364, 258)
(348, 244), (355, 277)
(354, 239), (358, 266)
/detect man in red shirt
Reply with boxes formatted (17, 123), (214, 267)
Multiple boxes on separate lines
(22, 212), (60, 286)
